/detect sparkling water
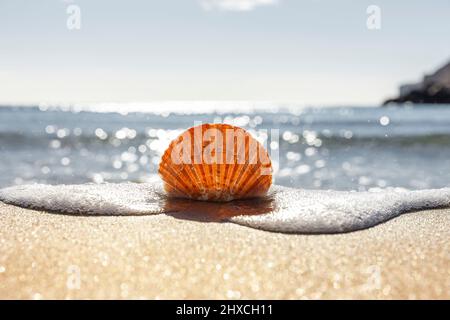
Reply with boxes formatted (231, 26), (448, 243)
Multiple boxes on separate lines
(1, 104), (450, 191)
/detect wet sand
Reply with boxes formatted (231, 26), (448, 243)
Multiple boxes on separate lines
(0, 202), (448, 299)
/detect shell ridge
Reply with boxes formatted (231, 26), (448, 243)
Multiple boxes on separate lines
(227, 133), (249, 195)
(159, 124), (272, 202)
(159, 165), (194, 198)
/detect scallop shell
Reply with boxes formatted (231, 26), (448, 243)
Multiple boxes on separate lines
(159, 123), (272, 201)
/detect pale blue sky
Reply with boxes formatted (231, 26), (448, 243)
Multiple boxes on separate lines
(1, 0), (449, 106)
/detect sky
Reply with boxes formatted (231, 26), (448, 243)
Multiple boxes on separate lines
(0, 0), (449, 107)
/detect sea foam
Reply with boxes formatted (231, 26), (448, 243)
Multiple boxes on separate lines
(0, 183), (449, 234)
(0, 183), (166, 215)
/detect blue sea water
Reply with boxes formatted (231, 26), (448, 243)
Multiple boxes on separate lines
(1, 104), (450, 191)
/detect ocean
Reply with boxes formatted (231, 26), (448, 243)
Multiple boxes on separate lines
(1, 104), (450, 191)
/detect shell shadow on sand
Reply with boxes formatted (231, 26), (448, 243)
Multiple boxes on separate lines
(163, 194), (277, 222)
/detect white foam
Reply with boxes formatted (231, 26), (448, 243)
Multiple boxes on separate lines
(230, 186), (450, 233)
(0, 183), (166, 215)
(1, 183), (449, 233)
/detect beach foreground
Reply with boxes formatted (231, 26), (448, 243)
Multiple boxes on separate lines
(0, 202), (448, 299)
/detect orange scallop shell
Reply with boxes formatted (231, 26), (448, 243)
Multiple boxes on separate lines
(158, 123), (272, 201)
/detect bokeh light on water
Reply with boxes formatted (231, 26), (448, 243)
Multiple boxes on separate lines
(1, 104), (450, 191)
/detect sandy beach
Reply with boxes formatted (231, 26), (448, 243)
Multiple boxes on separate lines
(0, 202), (448, 300)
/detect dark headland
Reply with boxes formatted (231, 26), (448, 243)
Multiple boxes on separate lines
(384, 60), (450, 105)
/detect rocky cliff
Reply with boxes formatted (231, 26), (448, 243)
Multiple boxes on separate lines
(384, 60), (450, 105)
